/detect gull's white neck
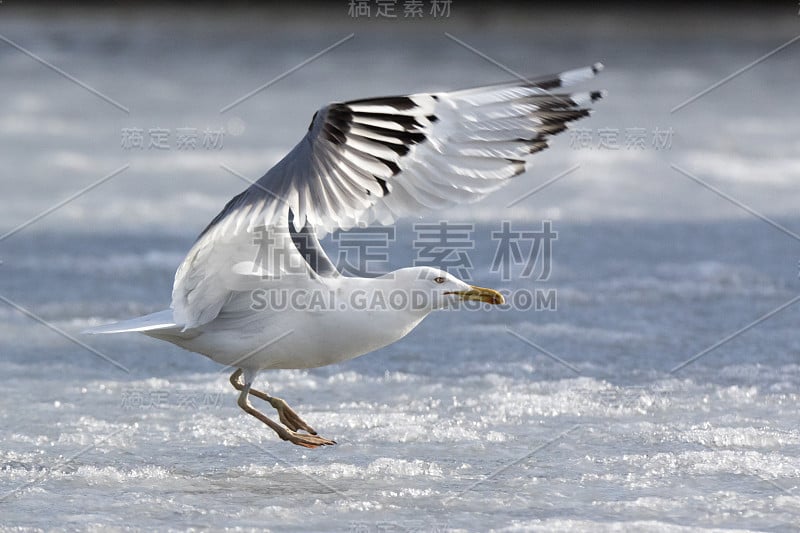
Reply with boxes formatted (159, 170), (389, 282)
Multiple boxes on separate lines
(324, 272), (434, 319)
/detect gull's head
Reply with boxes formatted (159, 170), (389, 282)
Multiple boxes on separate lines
(389, 267), (505, 311)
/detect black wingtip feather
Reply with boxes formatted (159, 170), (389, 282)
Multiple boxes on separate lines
(509, 159), (526, 177)
(382, 159), (401, 176)
(346, 96), (417, 111)
(375, 177), (391, 196)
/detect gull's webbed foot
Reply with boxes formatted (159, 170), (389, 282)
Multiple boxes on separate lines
(277, 429), (336, 449)
(230, 369), (335, 448)
(266, 396), (318, 435)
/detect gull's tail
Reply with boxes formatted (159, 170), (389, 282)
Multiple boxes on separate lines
(83, 309), (178, 334)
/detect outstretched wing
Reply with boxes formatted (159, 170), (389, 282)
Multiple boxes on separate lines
(172, 64), (605, 328)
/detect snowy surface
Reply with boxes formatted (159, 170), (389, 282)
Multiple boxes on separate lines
(2, 5), (800, 532)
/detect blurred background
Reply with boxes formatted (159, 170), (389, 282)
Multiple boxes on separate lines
(1, 2), (799, 531)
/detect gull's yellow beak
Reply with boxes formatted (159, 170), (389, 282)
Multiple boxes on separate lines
(446, 285), (505, 305)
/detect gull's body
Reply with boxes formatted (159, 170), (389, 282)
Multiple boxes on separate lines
(86, 64), (604, 447)
(127, 273), (440, 370)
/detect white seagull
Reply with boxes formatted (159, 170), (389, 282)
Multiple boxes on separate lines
(86, 64), (604, 448)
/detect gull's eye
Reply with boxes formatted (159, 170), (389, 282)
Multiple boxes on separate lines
(434, 276), (446, 284)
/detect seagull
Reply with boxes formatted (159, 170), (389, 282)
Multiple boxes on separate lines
(86, 64), (604, 448)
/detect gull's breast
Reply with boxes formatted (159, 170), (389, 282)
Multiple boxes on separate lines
(174, 306), (430, 370)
